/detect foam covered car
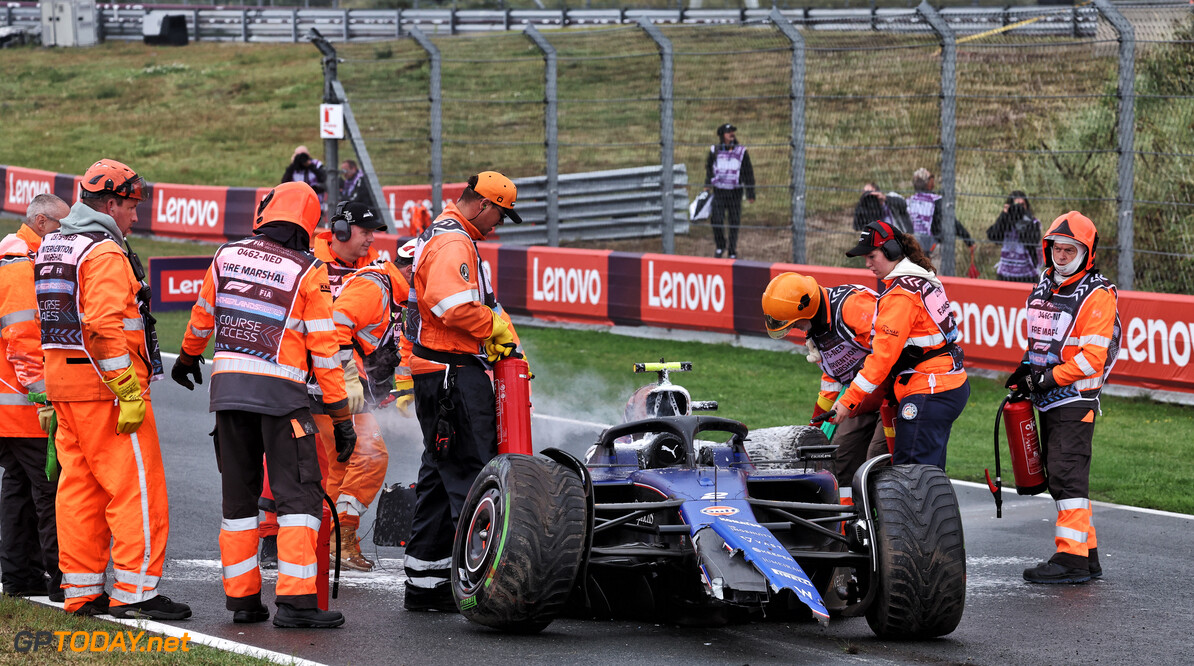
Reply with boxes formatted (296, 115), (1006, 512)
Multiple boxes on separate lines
(450, 362), (966, 637)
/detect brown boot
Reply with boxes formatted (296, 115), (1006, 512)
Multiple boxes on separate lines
(334, 514), (374, 572)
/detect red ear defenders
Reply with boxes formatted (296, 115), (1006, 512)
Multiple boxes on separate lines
(867, 221), (905, 260)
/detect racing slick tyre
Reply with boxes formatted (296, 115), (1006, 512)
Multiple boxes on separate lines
(865, 464), (966, 639)
(451, 454), (587, 634)
(745, 425), (831, 471)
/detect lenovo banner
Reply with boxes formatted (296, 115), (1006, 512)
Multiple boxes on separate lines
(149, 256), (214, 313)
(3, 166), (56, 215)
(151, 183), (228, 240)
(381, 183), (468, 236)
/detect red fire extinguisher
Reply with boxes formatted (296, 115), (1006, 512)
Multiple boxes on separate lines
(494, 356), (533, 455)
(986, 395), (1049, 518)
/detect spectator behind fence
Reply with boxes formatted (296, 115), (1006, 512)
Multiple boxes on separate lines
(339, 159), (374, 208)
(905, 167), (974, 265)
(704, 123), (755, 260)
(986, 190), (1043, 283)
(854, 182), (912, 233)
(282, 145), (327, 203)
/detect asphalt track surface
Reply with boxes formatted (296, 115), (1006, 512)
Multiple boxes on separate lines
(11, 376), (1194, 665)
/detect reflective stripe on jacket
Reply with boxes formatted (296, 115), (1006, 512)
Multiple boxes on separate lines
(406, 202), (517, 376)
(36, 231), (157, 402)
(0, 225), (45, 435)
(810, 284), (876, 406)
(1025, 270), (1120, 411)
(839, 268), (967, 410)
(181, 236), (347, 415)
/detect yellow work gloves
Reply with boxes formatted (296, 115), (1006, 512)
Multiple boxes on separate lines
(393, 378), (414, 418)
(344, 361), (366, 415)
(102, 366), (146, 435)
(484, 311), (517, 363)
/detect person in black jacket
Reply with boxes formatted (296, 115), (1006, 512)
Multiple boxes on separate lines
(282, 145), (327, 203)
(704, 123), (755, 259)
(853, 182), (912, 233)
(986, 190), (1042, 282)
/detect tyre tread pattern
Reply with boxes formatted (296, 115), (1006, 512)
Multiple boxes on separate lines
(865, 464), (966, 639)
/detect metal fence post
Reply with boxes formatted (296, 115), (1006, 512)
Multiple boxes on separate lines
(526, 26), (560, 247)
(411, 28), (443, 217)
(395, 9), (402, 39)
(291, 8), (298, 43)
(241, 8), (249, 42)
(917, 1), (958, 277)
(771, 9), (807, 266)
(1094, 0), (1135, 290)
(310, 30), (340, 216)
(192, 9), (200, 42)
(637, 18), (675, 255)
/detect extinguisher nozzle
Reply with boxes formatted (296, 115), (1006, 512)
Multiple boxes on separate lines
(984, 468), (1003, 519)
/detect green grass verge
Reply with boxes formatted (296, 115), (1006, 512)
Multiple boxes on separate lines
(0, 596), (268, 665)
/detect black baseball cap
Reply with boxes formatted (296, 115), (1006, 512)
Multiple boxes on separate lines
(331, 201), (387, 231)
(717, 123), (737, 136)
(846, 220), (899, 257)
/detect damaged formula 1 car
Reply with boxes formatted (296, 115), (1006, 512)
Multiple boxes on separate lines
(450, 361), (966, 637)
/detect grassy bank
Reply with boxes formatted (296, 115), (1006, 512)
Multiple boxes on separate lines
(0, 596), (268, 665)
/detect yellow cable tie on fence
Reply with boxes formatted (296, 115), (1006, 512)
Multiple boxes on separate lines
(933, 1), (1093, 56)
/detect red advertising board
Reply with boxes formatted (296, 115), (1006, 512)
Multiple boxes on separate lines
(3, 166), (56, 215)
(525, 246), (613, 325)
(639, 254), (735, 332)
(151, 183), (228, 240)
(380, 183), (468, 236)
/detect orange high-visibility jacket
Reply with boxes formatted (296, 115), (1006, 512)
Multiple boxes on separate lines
(1025, 270), (1120, 411)
(811, 285), (877, 414)
(0, 225), (47, 436)
(313, 234), (380, 298)
(839, 271), (967, 411)
(407, 203), (517, 376)
(36, 231), (158, 402)
(181, 236), (347, 415)
(333, 262), (409, 373)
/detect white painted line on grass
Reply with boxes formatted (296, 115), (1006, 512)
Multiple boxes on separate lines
(28, 597), (327, 666)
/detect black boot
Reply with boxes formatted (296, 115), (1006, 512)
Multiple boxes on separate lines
(260, 535), (278, 570)
(1088, 548), (1102, 579)
(272, 603), (344, 628)
(109, 595), (192, 620)
(70, 592), (110, 617)
(1023, 554), (1091, 584)
(403, 583), (457, 613)
(233, 603), (270, 624)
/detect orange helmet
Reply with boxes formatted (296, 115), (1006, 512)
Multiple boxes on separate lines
(762, 272), (822, 339)
(254, 182), (322, 240)
(80, 159), (145, 201)
(1042, 211), (1098, 273)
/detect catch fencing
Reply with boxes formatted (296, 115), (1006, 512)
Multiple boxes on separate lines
(6, 1), (1191, 292)
(326, 0), (1192, 293)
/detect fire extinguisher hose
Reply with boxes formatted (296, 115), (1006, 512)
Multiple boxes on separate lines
(986, 396), (1007, 518)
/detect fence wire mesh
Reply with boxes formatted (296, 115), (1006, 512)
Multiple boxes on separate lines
(334, 2), (1194, 294)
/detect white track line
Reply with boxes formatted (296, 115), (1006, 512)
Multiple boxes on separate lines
(28, 598), (326, 666)
(951, 479), (1193, 519)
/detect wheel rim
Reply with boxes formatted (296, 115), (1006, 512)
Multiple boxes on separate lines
(461, 487), (501, 593)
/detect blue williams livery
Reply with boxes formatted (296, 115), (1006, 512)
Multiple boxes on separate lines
(449, 362), (966, 638)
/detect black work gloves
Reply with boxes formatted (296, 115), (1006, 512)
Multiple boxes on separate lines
(1023, 370), (1058, 396)
(332, 418), (357, 463)
(171, 352), (205, 391)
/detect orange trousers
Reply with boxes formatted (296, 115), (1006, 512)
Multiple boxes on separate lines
(55, 400), (168, 613)
(314, 412), (388, 520)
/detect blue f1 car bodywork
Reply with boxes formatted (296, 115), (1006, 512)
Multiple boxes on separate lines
(450, 362), (966, 638)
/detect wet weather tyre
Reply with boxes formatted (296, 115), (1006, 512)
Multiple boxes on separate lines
(865, 464), (966, 639)
(451, 454), (586, 634)
(745, 425), (830, 471)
